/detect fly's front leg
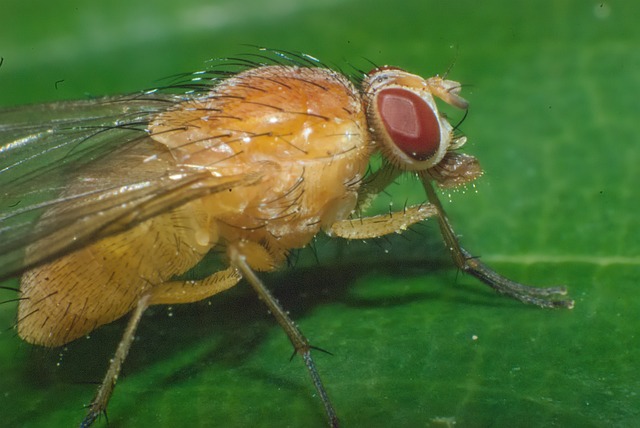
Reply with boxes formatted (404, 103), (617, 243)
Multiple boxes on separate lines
(420, 174), (574, 309)
(228, 244), (339, 428)
(327, 204), (437, 239)
(354, 163), (401, 212)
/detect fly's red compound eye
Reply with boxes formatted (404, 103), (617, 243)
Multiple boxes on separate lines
(364, 67), (465, 171)
(376, 87), (440, 161)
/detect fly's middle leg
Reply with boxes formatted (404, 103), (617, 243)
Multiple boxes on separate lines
(229, 243), (340, 428)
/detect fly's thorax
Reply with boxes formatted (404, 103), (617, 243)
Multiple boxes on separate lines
(149, 65), (375, 261)
(149, 65), (370, 169)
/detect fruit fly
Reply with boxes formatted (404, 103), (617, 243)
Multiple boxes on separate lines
(0, 49), (573, 427)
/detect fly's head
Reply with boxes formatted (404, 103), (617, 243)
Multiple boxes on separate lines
(363, 66), (482, 188)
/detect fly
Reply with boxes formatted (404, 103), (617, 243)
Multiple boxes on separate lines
(0, 49), (573, 427)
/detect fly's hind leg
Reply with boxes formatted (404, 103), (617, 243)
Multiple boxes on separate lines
(80, 267), (242, 427)
(80, 294), (151, 428)
(147, 266), (242, 305)
(420, 176), (574, 309)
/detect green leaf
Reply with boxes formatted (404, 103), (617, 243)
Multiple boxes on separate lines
(1, 0), (638, 427)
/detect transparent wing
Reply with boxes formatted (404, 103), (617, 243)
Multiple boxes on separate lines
(0, 94), (259, 281)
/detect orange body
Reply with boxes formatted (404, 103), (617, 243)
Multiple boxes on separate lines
(18, 66), (374, 346)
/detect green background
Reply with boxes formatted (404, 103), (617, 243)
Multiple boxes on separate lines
(0, 0), (638, 426)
